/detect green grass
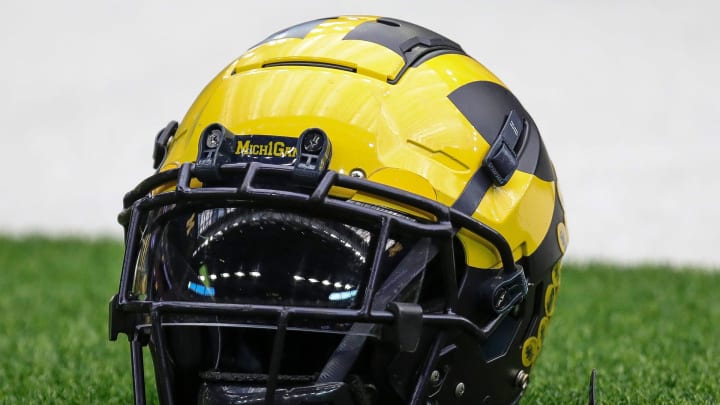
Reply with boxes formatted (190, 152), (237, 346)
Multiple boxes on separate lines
(0, 236), (156, 404)
(0, 237), (718, 404)
(524, 263), (720, 404)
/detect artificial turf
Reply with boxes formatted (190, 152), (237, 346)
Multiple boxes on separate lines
(0, 236), (718, 404)
(524, 263), (720, 404)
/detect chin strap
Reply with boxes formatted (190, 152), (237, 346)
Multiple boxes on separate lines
(317, 238), (439, 385)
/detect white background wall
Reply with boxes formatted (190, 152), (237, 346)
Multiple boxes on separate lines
(1, 1), (718, 267)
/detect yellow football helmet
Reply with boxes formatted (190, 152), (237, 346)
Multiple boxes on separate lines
(110, 16), (567, 405)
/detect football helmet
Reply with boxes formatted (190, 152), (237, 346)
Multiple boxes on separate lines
(110, 16), (567, 405)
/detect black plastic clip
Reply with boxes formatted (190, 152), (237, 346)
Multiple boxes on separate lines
(195, 124), (238, 182)
(109, 294), (136, 342)
(152, 121), (178, 169)
(293, 128), (332, 183)
(385, 302), (424, 353)
(483, 110), (526, 186)
(485, 264), (528, 314)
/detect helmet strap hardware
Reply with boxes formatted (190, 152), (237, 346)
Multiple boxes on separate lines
(484, 264), (529, 315)
(384, 301), (424, 353)
(292, 128), (332, 183)
(483, 110), (527, 186)
(195, 124), (237, 182)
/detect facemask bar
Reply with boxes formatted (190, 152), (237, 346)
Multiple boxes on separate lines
(110, 161), (524, 405)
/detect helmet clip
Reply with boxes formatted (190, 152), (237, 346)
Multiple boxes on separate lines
(195, 124), (237, 182)
(152, 121), (178, 169)
(384, 301), (424, 353)
(485, 264), (528, 314)
(483, 110), (526, 186)
(292, 128), (332, 183)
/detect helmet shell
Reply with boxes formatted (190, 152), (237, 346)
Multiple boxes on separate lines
(161, 16), (561, 270)
(111, 16), (572, 404)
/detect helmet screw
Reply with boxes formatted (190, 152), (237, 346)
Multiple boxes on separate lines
(430, 370), (441, 386)
(349, 168), (366, 178)
(206, 130), (222, 148)
(455, 382), (465, 398)
(494, 287), (508, 310)
(515, 370), (530, 390)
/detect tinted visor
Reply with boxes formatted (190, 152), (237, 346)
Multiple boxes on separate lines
(133, 207), (379, 309)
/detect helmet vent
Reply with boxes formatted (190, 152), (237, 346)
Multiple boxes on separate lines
(343, 17), (464, 84)
(261, 60), (356, 73)
(376, 17), (400, 27)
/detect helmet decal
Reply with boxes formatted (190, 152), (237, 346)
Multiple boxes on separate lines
(558, 221), (569, 254)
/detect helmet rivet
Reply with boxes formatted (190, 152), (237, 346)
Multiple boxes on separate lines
(515, 370), (530, 390)
(301, 130), (324, 153)
(430, 370), (441, 386)
(455, 382), (465, 398)
(349, 169), (366, 178)
(206, 130), (221, 148)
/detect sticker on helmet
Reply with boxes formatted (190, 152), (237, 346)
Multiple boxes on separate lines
(185, 213), (196, 236)
(544, 283), (558, 317)
(551, 260), (562, 286)
(521, 274), (561, 369)
(557, 222), (568, 254)
(234, 135), (298, 164)
(537, 316), (549, 347)
(521, 336), (540, 367)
